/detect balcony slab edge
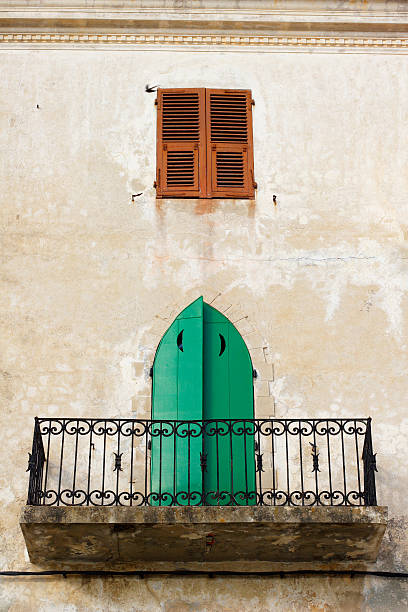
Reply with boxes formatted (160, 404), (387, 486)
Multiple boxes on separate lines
(20, 505), (387, 566)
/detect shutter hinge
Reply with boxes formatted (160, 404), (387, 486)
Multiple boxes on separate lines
(155, 98), (158, 106)
(251, 99), (255, 106)
(251, 170), (257, 190)
(155, 169), (161, 189)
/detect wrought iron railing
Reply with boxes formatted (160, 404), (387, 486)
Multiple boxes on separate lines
(26, 417), (378, 507)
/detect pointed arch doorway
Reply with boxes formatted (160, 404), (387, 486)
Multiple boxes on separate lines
(151, 297), (256, 506)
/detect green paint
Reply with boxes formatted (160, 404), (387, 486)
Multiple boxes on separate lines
(151, 297), (255, 506)
(203, 303), (256, 505)
(151, 297), (203, 505)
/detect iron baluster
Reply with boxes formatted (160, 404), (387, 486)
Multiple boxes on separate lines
(340, 423), (347, 504)
(56, 419), (65, 507)
(271, 421), (276, 506)
(354, 419), (363, 506)
(326, 420), (333, 506)
(72, 419), (79, 505)
(144, 426), (148, 506)
(173, 421), (177, 505)
(187, 422), (191, 504)
(42, 423), (51, 506)
(26, 417), (45, 505)
(362, 417), (378, 506)
(243, 420), (249, 505)
(229, 423), (234, 503)
(285, 425), (290, 505)
(312, 424), (319, 505)
(299, 420), (304, 506)
(256, 425), (263, 505)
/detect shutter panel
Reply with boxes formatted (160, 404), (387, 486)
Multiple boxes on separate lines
(156, 88), (206, 198)
(206, 89), (255, 199)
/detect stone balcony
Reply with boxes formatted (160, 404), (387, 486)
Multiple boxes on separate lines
(21, 416), (387, 568)
(21, 505), (387, 566)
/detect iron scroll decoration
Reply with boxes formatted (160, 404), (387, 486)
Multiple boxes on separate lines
(26, 417), (377, 508)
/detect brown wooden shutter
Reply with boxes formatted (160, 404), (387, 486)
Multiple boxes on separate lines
(206, 89), (255, 199)
(156, 88), (206, 198)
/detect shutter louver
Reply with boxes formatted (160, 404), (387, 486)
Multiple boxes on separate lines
(206, 89), (255, 199)
(156, 88), (206, 198)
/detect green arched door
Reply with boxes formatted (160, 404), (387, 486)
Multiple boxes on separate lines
(151, 297), (255, 505)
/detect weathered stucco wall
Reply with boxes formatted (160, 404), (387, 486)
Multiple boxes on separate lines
(1, 18), (408, 611)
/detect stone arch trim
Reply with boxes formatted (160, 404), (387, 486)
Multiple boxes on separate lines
(135, 288), (275, 420)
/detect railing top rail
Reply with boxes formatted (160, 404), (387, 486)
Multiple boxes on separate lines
(35, 417), (371, 423)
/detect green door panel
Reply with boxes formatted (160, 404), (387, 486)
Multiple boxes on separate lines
(203, 303), (256, 505)
(151, 297), (203, 505)
(151, 297), (255, 506)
